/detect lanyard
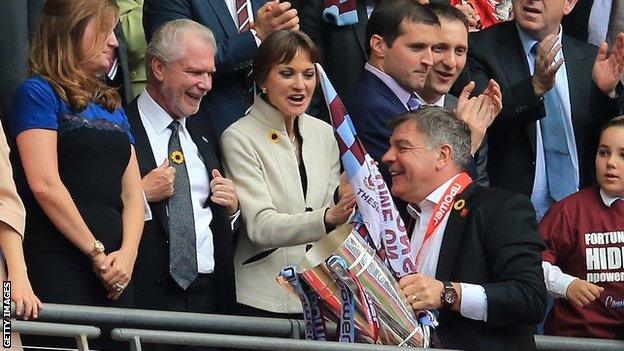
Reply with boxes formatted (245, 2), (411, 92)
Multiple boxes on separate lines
(414, 172), (472, 270)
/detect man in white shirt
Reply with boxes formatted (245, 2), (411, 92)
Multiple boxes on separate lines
(384, 106), (546, 351)
(126, 19), (240, 319)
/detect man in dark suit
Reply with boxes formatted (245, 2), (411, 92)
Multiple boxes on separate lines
(387, 107), (546, 351)
(464, 0), (624, 219)
(345, 1), (499, 188)
(143, 0), (299, 138)
(126, 19), (239, 319)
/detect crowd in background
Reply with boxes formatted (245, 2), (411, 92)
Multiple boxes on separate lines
(0, 0), (623, 350)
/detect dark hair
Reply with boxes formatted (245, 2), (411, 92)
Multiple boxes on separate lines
(427, 2), (469, 30)
(366, 0), (439, 48)
(601, 115), (624, 134)
(390, 106), (472, 170)
(253, 30), (320, 86)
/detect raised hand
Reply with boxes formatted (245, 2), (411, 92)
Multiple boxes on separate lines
(593, 33), (624, 98)
(142, 158), (175, 202)
(253, 0), (299, 40)
(531, 34), (564, 97)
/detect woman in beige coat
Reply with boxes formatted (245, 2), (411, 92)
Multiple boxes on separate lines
(221, 30), (355, 318)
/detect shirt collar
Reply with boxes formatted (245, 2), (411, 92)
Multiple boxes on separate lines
(138, 89), (188, 136)
(516, 23), (563, 57)
(365, 62), (413, 107)
(407, 173), (461, 219)
(600, 188), (623, 207)
(415, 92), (445, 107)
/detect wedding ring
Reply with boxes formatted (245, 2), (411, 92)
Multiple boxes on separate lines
(114, 283), (124, 292)
(410, 293), (420, 303)
(342, 206), (347, 212)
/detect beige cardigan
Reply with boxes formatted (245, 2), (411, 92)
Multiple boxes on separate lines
(221, 96), (340, 313)
(0, 121), (25, 237)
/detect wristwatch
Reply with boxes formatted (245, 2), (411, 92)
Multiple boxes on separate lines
(440, 281), (458, 308)
(88, 240), (105, 259)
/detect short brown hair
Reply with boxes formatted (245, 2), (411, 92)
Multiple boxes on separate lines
(253, 30), (320, 87)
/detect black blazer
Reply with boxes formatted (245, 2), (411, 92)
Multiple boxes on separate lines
(463, 21), (623, 197)
(125, 97), (236, 313)
(561, 0), (593, 42)
(434, 183), (546, 351)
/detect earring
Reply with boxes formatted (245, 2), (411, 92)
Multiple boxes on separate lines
(261, 87), (267, 94)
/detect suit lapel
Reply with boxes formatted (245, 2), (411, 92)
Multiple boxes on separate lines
(435, 183), (477, 281)
(360, 70), (407, 111)
(125, 98), (170, 236)
(186, 118), (221, 207)
(352, 0), (368, 57)
(208, 0), (238, 37)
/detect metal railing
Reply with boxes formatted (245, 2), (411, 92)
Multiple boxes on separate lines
(11, 303), (624, 351)
(111, 328), (456, 351)
(12, 320), (100, 351)
(535, 335), (624, 351)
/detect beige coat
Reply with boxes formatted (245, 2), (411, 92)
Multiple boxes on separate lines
(221, 96), (340, 313)
(0, 121), (25, 237)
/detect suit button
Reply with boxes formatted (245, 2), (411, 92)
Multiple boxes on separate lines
(157, 278), (165, 285)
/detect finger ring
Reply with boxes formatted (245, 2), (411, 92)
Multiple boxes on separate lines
(342, 206), (347, 212)
(114, 283), (124, 292)
(410, 293), (420, 302)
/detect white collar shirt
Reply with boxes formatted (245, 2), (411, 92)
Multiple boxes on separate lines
(137, 90), (215, 273)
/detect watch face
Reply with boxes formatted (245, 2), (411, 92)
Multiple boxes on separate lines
(444, 289), (458, 304)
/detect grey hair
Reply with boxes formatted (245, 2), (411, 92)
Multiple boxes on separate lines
(145, 19), (217, 82)
(390, 106), (472, 171)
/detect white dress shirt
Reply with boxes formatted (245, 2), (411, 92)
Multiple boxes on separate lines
(415, 93), (445, 107)
(137, 91), (216, 273)
(542, 188), (623, 297)
(408, 174), (488, 321)
(517, 24), (580, 221)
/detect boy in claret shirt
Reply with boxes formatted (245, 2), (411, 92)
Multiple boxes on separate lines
(540, 116), (624, 339)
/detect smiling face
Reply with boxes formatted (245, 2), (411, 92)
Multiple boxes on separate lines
(421, 18), (468, 102)
(382, 120), (440, 204)
(596, 126), (624, 197)
(151, 30), (215, 119)
(261, 49), (316, 119)
(79, 13), (118, 76)
(375, 20), (438, 93)
(513, 0), (578, 40)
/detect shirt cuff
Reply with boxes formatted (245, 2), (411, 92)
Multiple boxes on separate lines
(250, 28), (261, 46)
(459, 283), (488, 321)
(142, 191), (152, 221)
(229, 208), (241, 231)
(542, 261), (577, 298)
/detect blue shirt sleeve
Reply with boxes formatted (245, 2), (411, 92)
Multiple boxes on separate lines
(10, 77), (62, 138)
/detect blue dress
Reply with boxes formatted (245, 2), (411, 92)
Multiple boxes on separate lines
(10, 76), (135, 307)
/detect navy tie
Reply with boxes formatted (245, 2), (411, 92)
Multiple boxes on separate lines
(167, 120), (198, 290)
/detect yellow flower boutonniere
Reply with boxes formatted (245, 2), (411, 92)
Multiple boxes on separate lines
(269, 130), (280, 143)
(170, 150), (184, 164)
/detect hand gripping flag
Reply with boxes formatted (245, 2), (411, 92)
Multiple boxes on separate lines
(316, 63), (416, 277)
(323, 0), (359, 26)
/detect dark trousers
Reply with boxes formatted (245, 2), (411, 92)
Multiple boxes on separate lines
(139, 274), (220, 351)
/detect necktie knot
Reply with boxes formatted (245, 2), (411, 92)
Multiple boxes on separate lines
(168, 120), (181, 133)
(407, 94), (421, 111)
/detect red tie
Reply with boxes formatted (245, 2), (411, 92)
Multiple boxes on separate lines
(237, 0), (250, 33)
